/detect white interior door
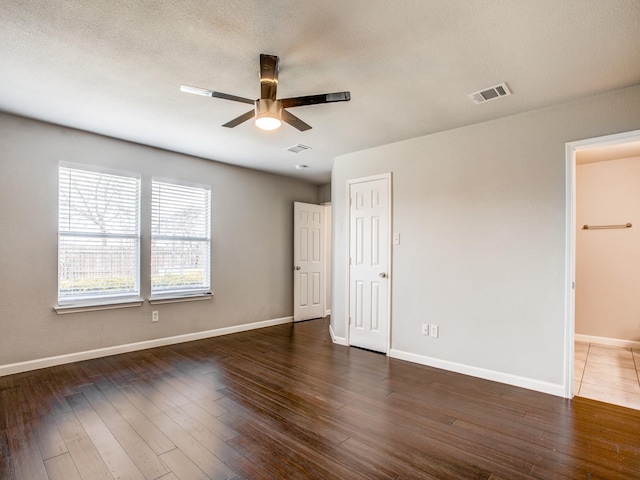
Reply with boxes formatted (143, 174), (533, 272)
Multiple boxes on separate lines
(293, 202), (324, 322)
(323, 204), (332, 317)
(349, 176), (391, 353)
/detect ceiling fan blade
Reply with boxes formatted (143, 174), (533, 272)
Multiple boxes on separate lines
(222, 109), (255, 128)
(281, 109), (312, 132)
(180, 85), (213, 96)
(281, 91), (351, 109)
(211, 91), (255, 105)
(180, 85), (254, 105)
(260, 54), (279, 101)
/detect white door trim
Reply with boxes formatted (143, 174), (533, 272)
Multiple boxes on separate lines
(345, 172), (393, 353)
(564, 129), (640, 399)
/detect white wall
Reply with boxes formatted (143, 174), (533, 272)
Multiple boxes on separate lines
(0, 113), (318, 367)
(576, 156), (640, 341)
(331, 85), (640, 394)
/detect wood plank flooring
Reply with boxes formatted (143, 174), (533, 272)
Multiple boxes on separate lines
(1, 317), (639, 479)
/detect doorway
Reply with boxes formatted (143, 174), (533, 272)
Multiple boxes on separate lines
(293, 202), (324, 322)
(566, 130), (640, 409)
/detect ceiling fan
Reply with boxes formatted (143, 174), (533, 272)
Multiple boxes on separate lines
(180, 54), (351, 132)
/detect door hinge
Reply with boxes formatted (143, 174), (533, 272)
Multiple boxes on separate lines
(349, 316), (352, 325)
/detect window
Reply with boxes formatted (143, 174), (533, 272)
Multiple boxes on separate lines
(58, 165), (141, 305)
(151, 180), (211, 298)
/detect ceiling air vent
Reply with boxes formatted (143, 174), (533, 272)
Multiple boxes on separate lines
(468, 83), (511, 105)
(286, 144), (311, 154)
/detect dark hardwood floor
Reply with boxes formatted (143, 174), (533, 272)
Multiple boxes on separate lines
(1, 318), (639, 479)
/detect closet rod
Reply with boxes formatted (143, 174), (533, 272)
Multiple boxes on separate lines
(582, 223), (632, 230)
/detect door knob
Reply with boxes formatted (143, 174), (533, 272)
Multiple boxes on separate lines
(294, 266), (301, 270)
(379, 272), (387, 278)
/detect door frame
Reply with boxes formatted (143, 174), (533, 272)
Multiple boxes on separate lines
(564, 129), (640, 398)
(345, 172), (393, 353)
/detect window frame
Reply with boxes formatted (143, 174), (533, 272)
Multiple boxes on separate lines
(56, 163), (142, 311)
(150, 178), (212, 302)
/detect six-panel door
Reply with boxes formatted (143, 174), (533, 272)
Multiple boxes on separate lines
(349, 177), (390, 352)
(293, 202), (324, 321)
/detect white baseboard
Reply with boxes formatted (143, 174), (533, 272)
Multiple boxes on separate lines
(575, 334), (640, 349)
(329, 324), (348, 346)
(389, 349), (565, 397)
(0, 316), (293, 377)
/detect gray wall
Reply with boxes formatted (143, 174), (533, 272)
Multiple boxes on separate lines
(331, 85), (640, 390)
(318, 183), (331, 204)
(0, 113), (318, 366)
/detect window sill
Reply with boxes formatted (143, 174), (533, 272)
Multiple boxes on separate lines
(148, 293), (213, 305)
(55, 298), (144, 314)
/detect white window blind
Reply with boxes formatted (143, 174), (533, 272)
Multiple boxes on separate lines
(151, 180), (211, 297)
(58, 166), (141, 304)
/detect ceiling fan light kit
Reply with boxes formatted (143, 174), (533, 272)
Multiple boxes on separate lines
(181, 54), (350, 132)
(254, 99), (282, 130)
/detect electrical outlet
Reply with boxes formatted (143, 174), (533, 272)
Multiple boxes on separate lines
(152, 311), (159, 322)
(422, 324), (429, 336)
(430, 325), (439, 338)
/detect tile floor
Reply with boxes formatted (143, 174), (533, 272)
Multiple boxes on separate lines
(575, 342), (640, 410)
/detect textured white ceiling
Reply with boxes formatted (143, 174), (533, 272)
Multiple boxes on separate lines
(1, 1), (639, 184)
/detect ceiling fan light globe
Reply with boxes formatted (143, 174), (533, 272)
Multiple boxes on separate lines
(255, 115), (282, 130)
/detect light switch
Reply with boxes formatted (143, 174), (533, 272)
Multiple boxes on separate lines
(393, 233), (400, 245)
